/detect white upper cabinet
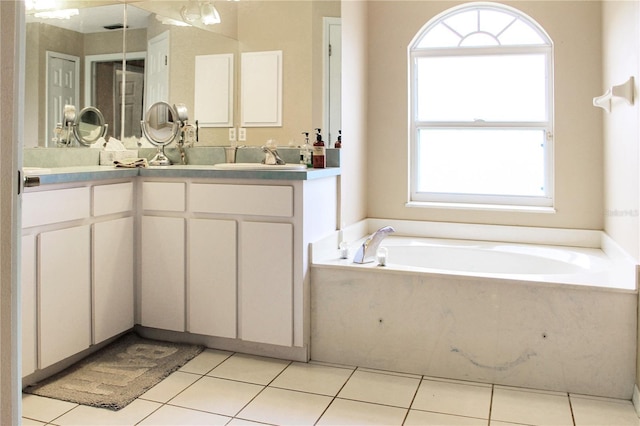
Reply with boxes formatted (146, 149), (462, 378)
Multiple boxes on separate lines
(241, 50), (283, 127)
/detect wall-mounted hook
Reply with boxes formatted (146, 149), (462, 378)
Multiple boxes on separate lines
(593, 76), (635, 113)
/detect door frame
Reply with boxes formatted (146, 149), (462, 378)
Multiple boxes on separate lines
(323, 17), (341, 147)
(0, 0), (24, 424)
(84, 51), (146, 108)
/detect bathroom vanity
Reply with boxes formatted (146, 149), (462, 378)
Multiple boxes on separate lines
(20, 165), (339, 383)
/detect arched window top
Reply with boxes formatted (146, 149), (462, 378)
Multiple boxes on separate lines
(413, 3), (551, 49)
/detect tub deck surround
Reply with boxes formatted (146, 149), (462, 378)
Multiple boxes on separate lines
(310, 220), (638, 400)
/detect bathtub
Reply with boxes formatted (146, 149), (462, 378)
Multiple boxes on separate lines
(310, 220), (638, 399)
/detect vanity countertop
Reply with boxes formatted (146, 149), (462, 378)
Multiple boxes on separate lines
(24, 165), (341, 186)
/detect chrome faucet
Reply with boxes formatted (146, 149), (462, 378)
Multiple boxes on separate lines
(353, 226), (396, 263)
(262, 145), (286, 165)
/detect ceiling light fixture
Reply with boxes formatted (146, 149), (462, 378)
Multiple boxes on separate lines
(200, 2), (221, 25)
(180, 1), (221, 26)
(180, 0), (200, 23)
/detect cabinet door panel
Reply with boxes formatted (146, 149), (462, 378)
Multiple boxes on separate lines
(141, 216), (185, 331)
(240, 221), (293, 346)
(93, 217), (134, 343)
(39, 226), (91, 369)
(23, 187), (90, 228)
(22, 235), (37, 377)
(189, 219), (237, 338)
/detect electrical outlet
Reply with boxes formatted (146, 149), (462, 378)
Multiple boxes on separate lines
(229, 127), (237, 142)
(238, 127), (247, 141)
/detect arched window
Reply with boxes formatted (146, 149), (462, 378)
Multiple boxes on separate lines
(409, 3), (554, 208)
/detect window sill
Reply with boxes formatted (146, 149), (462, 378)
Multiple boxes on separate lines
(406, 201), (556, 214)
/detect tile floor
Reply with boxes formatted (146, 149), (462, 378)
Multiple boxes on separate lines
(22, 349), (640, 426)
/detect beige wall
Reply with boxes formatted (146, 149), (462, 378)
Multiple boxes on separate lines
(362, 1), (604, 230)
(340, 0), (368, 226)
(25, 24), (83, 147)
(599, 0), (640, 397)
(602, 0), (640, 260)
(25, 22), (129, 147)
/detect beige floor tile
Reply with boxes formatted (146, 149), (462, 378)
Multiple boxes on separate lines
(405, 409), (488, 425)
(412, 378), (492, 419)
(237, 387), (333, 425)
(138, 371), (201, 403)
(227, 419), (268, 425)
(317, 398), (408, 426)
(207, 353), (290, 385)
(491, 386), (573, 426)
(178, 349), (233, 375)
(138, 404), (231, 425)
(270, 361), (354, 396)
(571, 394), (639, 426)
(22, 394), (78, 423)
(337, 369), (420, 408)
(52, 399), (161, 425)
(21, 418), (47, 426)
(169, 376), (263, 417)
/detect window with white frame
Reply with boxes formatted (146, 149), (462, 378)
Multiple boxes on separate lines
(409, 3), (554, 207)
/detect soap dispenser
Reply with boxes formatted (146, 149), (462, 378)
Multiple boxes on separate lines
(312, 128), (326, 168)
(334, 130), (342, 148)
(300, 132), (312, 168)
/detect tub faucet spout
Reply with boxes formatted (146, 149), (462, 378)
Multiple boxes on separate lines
(353, 226), (395, 263)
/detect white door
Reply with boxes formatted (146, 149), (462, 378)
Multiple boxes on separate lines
(46, 52), (79, 147)
(146, 31), (170, 108)
(324, 18), (341, 146)
(115, 67), (145, 139)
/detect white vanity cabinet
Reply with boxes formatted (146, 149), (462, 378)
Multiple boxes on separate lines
(189, 183), (296, 347)
(188, 218), (237, 338)
(93, 182), (135, 343)
(140, 182), (186, 332)
(139, 177), (337, 356)
(39, 225), (92, 368)
(21, 180), (135, 374)
(21, 235), (36, 376)
(240, 221), (293, 346)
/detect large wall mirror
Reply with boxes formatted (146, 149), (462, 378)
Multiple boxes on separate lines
(24, 0), (341, 149)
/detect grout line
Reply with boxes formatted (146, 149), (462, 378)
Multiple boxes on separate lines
(313, 364), (359, 425)
(401, 374), (424, 424)
(487, 384), (494, 426)
(568, 392), (577, 426)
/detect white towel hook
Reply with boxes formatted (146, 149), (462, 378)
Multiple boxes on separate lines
(593, 76), (635, 113)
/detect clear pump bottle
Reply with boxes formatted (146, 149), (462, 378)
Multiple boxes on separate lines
(300, 132), (312, 168)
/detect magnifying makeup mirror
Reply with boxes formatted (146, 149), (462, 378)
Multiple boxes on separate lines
(73, 106), (108, 146)
(140, 101), (180, 166)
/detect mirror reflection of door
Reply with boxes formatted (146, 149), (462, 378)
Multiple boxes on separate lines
(46, 51), (79, 147)
(115, 63), (145, 139)
(146, 31), (170, 110)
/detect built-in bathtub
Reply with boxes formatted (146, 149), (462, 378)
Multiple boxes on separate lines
(310, 219), (638, 399)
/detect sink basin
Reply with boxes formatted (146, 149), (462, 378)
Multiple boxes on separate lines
(212, 163), (307, 171)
